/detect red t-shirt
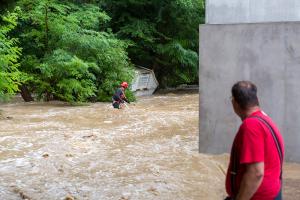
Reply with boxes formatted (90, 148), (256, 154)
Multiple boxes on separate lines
(226, 110), (284, 200)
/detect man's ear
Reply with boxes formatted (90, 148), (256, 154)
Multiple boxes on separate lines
(232, 98), (241, 113)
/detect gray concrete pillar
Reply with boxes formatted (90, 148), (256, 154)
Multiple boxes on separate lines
(199, 1), (300, 162)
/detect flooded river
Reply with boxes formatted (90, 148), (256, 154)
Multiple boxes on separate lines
(0, 93), (299, 200)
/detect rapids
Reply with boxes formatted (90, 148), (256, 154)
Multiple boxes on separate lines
(0, 93), (299, 199)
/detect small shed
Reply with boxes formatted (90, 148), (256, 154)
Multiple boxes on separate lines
(131, 66), (159, 96)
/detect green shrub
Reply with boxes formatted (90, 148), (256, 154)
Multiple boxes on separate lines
(31, 49), (97, 102)
(17, 0), (135, 102)
(0, 8), (22, 101)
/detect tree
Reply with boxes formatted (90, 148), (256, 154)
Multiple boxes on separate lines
(16, 0), (134, 102)
(103, 0), (205, 87)
(0, 0), (17, 13)
(1, 0), (205, 103)
(0, 8), (22, 101)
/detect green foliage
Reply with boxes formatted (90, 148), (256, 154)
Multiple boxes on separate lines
(0, 0), (17, 13)
(103, 0), (205, 87)
(124, 89), (136, 102)
(60, 31), (135, 92)
(156, 40), (199, 86)
(32, 49), (97, 102)
(1, 0), (205, 103)
(16, 0), (133, 102)
(0, 7), (22, 101)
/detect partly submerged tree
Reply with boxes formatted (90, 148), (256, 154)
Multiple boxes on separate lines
(0, 8), (22, 101)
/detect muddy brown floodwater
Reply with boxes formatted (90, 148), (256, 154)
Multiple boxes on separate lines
(0, 93), (299, 200)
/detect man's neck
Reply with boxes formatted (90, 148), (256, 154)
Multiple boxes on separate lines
(240, 106), (260, 120)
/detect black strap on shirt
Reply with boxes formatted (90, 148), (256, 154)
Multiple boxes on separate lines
(250, 116), (283, 180)
(230, 143), (238, 197)
(230, 115), (283, 198)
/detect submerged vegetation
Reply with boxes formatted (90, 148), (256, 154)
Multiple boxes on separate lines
(0, 0), (205, 103)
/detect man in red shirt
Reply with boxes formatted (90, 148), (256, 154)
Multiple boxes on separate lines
(225, 81), (284, 200)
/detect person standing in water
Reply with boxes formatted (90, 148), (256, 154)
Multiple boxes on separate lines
(112, 82), (130, 109)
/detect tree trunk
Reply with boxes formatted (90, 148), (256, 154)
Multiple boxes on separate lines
(45, 91), (52, 101)
(20, 85), (34, 102)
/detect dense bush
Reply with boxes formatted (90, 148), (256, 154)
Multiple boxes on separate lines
(0, 0), (205, 103)
(103, 0), (205, 87)
(16, 0), (134, 102)
(0, 8), (22, 101)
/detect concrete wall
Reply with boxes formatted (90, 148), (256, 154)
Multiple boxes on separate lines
(199, 22), (300, 162)
(206, 0), (300, 24)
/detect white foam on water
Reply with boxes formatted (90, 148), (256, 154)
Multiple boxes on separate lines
(0, 94), (268, 200)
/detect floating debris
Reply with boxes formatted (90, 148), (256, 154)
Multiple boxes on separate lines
(42, 153), (49, 158)
(147, 187), (159, 196)
(64, 194), (75, 200)
(120, 192), (131, 200)
(82, 134), (94, 139)
(13, 188), (31, 200)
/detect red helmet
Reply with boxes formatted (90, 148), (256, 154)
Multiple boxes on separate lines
(121, 82), (128, 88)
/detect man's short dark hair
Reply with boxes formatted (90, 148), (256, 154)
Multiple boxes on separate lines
(231, 81), (259, 110)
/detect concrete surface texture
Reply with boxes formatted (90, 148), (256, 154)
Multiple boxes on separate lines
(206, 0), (300, 24)
(199, 22), (300, 162)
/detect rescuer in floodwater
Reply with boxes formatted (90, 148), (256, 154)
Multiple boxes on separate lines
(112, 82), (130, 109)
